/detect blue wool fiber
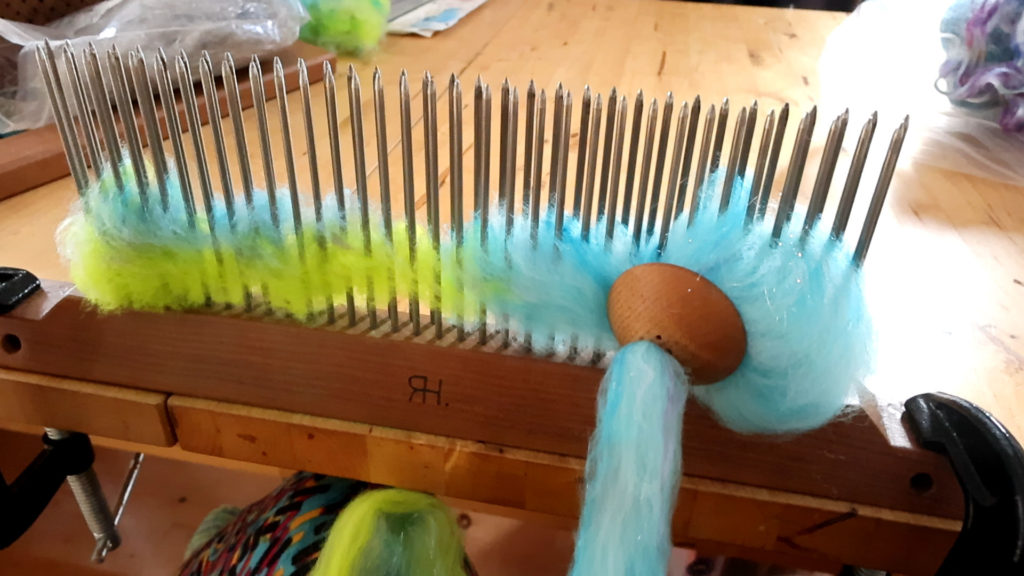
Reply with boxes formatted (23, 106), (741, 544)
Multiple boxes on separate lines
(658, 175), (873, 435)
(463, 174), (873, 435)
(458, 210), (639, 354)
(567, 341), (688, 576)
(63, 158), (871, 435)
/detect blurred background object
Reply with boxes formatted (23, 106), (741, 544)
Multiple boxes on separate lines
(298, 0), (390, 54)
(678, 0), (864, 11)
(819, 0), (1024, 185)
(0, 0), (309, 135)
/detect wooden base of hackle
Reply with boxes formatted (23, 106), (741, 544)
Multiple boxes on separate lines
(0, 279), (961, 523)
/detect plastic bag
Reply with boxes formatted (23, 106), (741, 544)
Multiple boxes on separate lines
(0, 0), (309, 135)
(818, 0), (1024, 185)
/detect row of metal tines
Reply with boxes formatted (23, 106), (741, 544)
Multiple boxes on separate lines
(37, 41), (908, 346)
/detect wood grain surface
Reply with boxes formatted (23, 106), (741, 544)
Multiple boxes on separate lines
(168, 395), (959, 576)
(0, 281), (963, 520)
(0, 367), (174, 446)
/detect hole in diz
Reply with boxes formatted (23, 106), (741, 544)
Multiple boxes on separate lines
(910, 472), (934, 495)
(1, 334), (21, 354)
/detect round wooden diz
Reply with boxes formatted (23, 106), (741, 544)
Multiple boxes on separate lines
(607, 263), (747, 384)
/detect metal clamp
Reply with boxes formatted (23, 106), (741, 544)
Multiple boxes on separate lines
(44, 429), (144, 563)
(0, 426), (143, 563)
(904, 392), (1024, 575)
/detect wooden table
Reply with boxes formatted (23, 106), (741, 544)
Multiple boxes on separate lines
(1, 0), (1022, 573)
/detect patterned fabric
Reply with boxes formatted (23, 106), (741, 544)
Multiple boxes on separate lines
(178, 472), (370, 576)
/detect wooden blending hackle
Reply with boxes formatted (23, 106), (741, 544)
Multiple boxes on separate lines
(20, 34), (913, 420)
(0, 43), (961, 573)
(607, 263), (746, 384)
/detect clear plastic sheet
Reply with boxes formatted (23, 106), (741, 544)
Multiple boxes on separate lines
(819, 0), (1024, 185)
(0, 0), (309, 135)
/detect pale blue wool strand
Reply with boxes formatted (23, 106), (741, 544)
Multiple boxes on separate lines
(564, 177), (873, 576)
(568, 341), (688, 576)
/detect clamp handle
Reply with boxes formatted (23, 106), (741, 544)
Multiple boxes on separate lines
(904, 392), (1024, 575)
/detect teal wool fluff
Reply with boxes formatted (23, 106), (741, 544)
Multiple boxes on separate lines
(660, 179), (872, 434)
(469, 172), (873, 434)
(568, 341), (688, 576)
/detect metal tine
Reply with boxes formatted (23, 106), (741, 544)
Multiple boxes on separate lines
(250, 58), (279, 228)
(164, 53), (208, 303)
(721, 106), (747, 213)
(580, 94), (603, 241)
(84, 44), (125, 191)
(709, 97), (730, 177)
(690, 103), (716, 223)
(223, 54), (255, 211)
(530, 89), (546, 242)
(757, 103), (789, 219)
(646, 93), (672, 241)
(107, 47), (149, 207)
(63, 44), (103, 183)
(372, 67), (400, 331)
(448, 74), (465, 340)
(524, 88), (544, 352)
(372, 68), (394, 241)
(738, 100), (758, 178)
(324, 62), (358, 326)
(128, 50), (169, 207)
(498, 79), (510, 221)
(522, 81), (536, 216)
(177, 53), (219, 245)
(557, 89), (575, 357)
(506, 87), (519, 236)
(572, 86), (592, 219)
(298, 58), (333, 323)
(772, 106), (817, 240)
(272, 57), (309, 316)
(347, 65), (377, 329)
(399, 70), (421, 335)
(674, 95), (700, 220)
(620, 90), (643, 226)
(554, 91), (572, 239)
(222, 55), (261, 313)
(832, 112), (878, 239)
(423, 71), (443, 338)
(745, 109), (776, 224)
(176, 52), (223, 303)
(198, 53), (236, 225)
(604, 95), (627, 242)
(481, 82), (493, 341)
(475, 78), (492, 344)
(631, 97), (658, 246)
(659, 101), (689, 250)
(477, 79), (493, 234)
(155, 49), (196, 228)
(498, 82), (517, 349)
(854, 116), (908, 264)
(803, 109), (849, 235)
(37, 43), (89, 194)
(596, 87), (618, 222)
(548, 84), (565, 214)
